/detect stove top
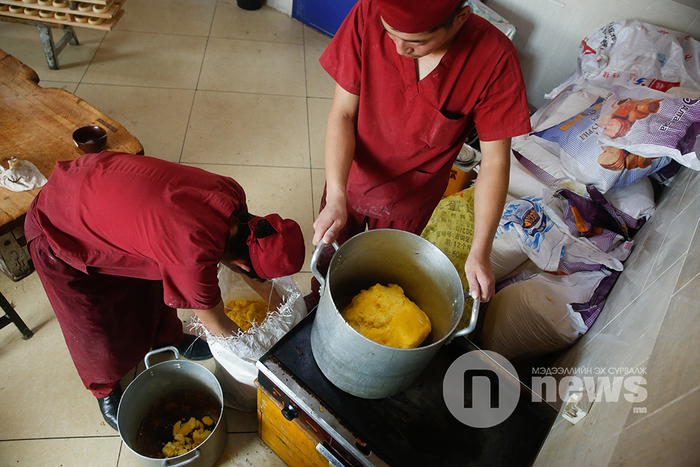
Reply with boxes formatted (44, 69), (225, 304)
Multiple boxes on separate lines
(257, 310), (557, 467)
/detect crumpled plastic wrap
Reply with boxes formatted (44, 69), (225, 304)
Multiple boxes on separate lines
(0, 158), (47, 192)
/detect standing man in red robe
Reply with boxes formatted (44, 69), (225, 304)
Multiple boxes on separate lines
(311, 0), (531, 305)
(25, 152), (305, 430)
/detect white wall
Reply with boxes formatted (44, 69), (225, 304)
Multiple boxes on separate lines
(487, 0), (700, 108)
(267, 0), (292, 17)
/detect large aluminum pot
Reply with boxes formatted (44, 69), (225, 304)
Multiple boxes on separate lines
(310, 229), (479, 399)
(118, 347), (227, 467)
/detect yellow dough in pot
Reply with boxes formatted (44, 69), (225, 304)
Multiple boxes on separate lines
(341, 283), (431, 349)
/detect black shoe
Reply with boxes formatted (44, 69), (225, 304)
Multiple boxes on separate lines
(97, 386), (122, 431)
(177, 333), (212, 361)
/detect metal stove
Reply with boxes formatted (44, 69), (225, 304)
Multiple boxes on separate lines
(256, 310), (557, 467)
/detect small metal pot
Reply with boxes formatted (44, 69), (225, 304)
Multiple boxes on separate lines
(310, 229), (479, 399)
(118, 347), (227, 467)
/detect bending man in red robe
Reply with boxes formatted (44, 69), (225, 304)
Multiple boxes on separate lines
(25, 151), (305, 430)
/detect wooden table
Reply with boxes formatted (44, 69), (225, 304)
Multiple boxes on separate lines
(0, 47), (143, 238)
(0, 47), (142, 338)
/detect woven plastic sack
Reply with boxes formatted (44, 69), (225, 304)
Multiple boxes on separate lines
(194, 268), (306, 411)
(421, 187), (475, 327)
(482, 269), (613, 361)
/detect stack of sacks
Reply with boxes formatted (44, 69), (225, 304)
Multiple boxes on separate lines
(482, 20), (700, 361)
(482, 195), (623, 361)
(490, 195), (625, 284)
(513, 19), (700, 206)
(508, 20), (700, 232)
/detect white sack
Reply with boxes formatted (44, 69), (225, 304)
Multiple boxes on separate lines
(481, 269), (611, 361)
(199, 269), (306, 411)
(510, 137), (655, 223)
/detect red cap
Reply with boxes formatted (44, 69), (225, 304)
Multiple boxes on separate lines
(247, 214), (305, 279)
(375, 0), (462, 34)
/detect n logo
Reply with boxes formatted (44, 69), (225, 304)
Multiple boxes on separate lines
(444, 351), (520, 428)
(463, 369), (500, 409)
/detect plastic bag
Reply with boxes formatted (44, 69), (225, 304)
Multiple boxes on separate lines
(597, 85), (700, 170)
(531, 98), (671, 193)
(0, 158), (47, 192)
(547, 20), (700, 99)
(195, 268), (306, 411)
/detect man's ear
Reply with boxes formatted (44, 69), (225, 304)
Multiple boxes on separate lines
(455, 6), (471, 27)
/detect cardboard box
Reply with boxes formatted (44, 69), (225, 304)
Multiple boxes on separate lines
(444, 165), (475, 197)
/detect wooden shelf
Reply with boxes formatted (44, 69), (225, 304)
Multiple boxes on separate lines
(0, 0), (123, 30)
(0, 0), (121, 18)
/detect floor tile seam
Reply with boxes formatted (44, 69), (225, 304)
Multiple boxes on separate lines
(110, 29), (210, 39)
(193, 87), (310, 99)
(666, 184), (700, 236)
(206, 35), (304, 47)
(75, 30), (108, 89)
(0, 434), (120, 442)
(577, 254), (684, 351)
(301, 25), (319, 222)
(177, 89), (199, 165)
(618, 384), (700, 433)
(77, 82), (199, 92)
(640, 215), (680, 291)
(642, 207), (697, 292)
(671, 261), (700, 297)
(181, 2), (217, 165)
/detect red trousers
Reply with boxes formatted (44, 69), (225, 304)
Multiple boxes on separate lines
(29, 234), (184, 397)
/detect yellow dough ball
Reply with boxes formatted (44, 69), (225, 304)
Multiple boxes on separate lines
(341, 283), (431, 349)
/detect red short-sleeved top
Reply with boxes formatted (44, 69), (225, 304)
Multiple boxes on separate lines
(320, 0), (532, 220)
(24, 152), (247, 310)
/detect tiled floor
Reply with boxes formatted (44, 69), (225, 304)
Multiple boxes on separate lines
(0, 1), (334, 465)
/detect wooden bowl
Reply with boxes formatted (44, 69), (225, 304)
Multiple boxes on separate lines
(72, 126), (107, 153)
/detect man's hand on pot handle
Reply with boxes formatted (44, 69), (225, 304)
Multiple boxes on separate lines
(313, 197), (347, 246)
(464, 250), (496, 302)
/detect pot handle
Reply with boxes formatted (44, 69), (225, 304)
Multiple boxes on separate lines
(446, 296), (480, 344)
(310, 241), (340, 291)
(162, 448), (201, 467)
(144, 346), (180, 369)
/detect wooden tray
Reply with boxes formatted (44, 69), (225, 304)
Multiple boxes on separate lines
(0, 5), (123, 30)
(0, 0), (122, 18)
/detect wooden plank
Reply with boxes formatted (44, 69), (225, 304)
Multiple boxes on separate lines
(0, 49), (143, 235)
(0, 0), (110, 6)
(257, 387), (330, 467)
(0, 7), (124, 30)
(0, 0), (124, 19)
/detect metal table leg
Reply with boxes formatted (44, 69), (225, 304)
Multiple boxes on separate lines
(0, 292), (33, 340)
